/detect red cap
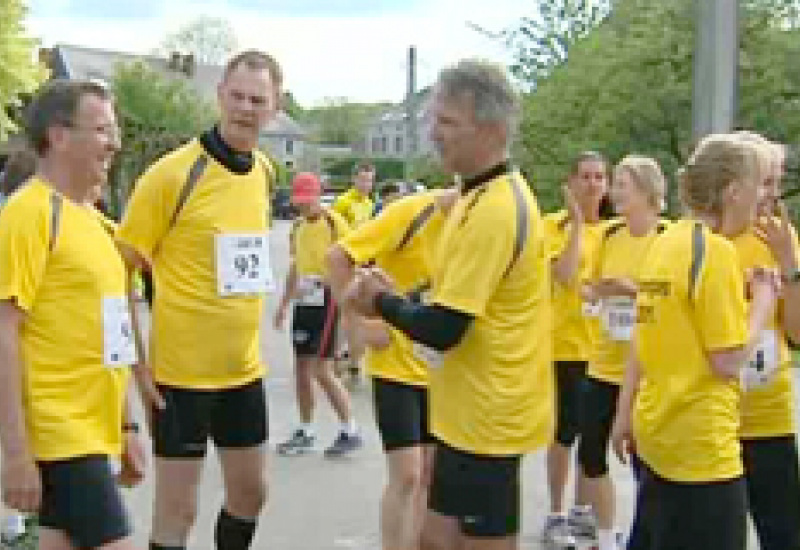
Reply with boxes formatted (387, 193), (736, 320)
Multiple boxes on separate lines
(291, 172), (321, 204)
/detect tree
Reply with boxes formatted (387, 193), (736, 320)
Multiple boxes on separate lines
(0, 0), (47, 140)
(471, 0), (612, 86)
(108, 61), (217, 216)
(516, 0), (800, 214)
(301, 98), (391, 146)
(159, 16), (238, 66)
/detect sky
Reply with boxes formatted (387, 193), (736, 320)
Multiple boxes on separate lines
(25, 0), (526, 107)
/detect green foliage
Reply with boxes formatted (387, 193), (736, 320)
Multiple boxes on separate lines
(301, 97), (392, 146)
(108, 61), (217, 216)
(159, 16), (238, 65)
(322, 156), (405, 189)
(0, 0), (48, 140)
(518, 0), (800, 214)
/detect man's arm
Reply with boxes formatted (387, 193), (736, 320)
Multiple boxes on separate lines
(0, 299), (41, 513)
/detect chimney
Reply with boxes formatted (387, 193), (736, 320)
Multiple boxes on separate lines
(168, 51), (181, 71)
(182, 53), (196, 76)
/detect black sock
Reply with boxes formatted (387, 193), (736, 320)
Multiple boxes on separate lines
(150, 543), (185, 550)
(215, 508), (258, 550)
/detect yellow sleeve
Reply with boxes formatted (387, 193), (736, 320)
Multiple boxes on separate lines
(693, 238), (748, 351)
(331, 192), (352, 224)
(117, 157), (181, 262)
(0, 196), (50, 312)
(331, 209), (351, 238)
(337, 197), (416, 264)
(543, 212), (567, 261)
(432, 199), (515, 317)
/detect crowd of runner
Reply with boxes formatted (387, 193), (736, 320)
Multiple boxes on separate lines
(0, 48), (797, 550)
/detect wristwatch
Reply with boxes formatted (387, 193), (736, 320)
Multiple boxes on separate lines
(122, 421), (140, 434)
(783, 267), (800, 285)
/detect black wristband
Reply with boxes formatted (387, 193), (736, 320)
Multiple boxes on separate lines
(375, 291), (403, 323)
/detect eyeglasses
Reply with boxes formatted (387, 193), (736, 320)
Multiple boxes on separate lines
(63, 122), (121, 142)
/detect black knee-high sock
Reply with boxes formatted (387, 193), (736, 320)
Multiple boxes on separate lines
(215, 508), (258, 550)
(150, 543), (185, 550)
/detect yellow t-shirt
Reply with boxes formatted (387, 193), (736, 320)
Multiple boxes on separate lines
(589, 220), (668, 385)
(117, 140), (273, 389)
(543, 211), (606, 361)
(634, 220), (748, 483)
(429, 172), (554, 456)
(732, 227), (798, 439)
(332, 187), (374, 227)
(0, 178), (131, 461)
(291, 208), (350, 279)
(338, 191), (444, 386)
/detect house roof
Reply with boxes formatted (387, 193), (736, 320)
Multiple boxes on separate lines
(49, 43), (223, 100)
(261, 111), (307, 138)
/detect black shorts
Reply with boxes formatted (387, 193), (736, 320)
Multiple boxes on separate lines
(291, 288), (337, 358)
(372, 377), (434, 451)
(428, 440), (522, 538)
(153, 378), (268, 458)
(635, 459), (746, 550)
(38, 455), (131, 549)
(742, 435), (800, 550)
(577, 376), (619, 478)
(554, 360), (587, 446)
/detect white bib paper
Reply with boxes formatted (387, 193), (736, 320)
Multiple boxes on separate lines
(103, 296), (137, 367)
(215, 232), (274, 297)
(601, 297), (637, 342)
(297, 276), (326, 307)
(741, 329), (780, 391)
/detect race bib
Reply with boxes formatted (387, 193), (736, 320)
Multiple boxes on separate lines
(601, 297), (637, 342)
(103, 297), (137, 367)
(413, 342), (444, 369)
(582, 299), (601, 318)
(215, 232), (275, 297)
(297, 276), (326, 307)
(741, 329), (780, 391)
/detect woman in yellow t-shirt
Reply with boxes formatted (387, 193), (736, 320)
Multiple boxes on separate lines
(611, 134), (779, 550)
(542, 151), (613, 546)
(578, 156), (668, 550)
(728, 132), (800, 550)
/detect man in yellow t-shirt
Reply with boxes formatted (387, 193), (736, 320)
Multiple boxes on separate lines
(0, 80), (144, 550)
(116, 51), (281, 550)
(332, 161), (375, 228)
(346, 60), (553, 549)
(273, 172), (363, 458)
(328, 190), (445, 550)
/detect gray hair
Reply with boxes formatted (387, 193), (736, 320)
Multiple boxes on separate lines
(435, 59), (521, 144)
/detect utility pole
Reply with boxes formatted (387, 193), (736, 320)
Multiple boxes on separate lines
(404, 46), (418, 180)
(692, 0), (738, 140)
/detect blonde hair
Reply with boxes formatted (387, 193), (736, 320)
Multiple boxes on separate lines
(614, 155), (666, 211)
(678, 134), (764, 216)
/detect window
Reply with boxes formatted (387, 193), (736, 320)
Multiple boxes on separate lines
(285, 139), (294, 155)
(372, 137), (381, 153)
(380, 137), (387, 153)
(395, 136), (403, 154)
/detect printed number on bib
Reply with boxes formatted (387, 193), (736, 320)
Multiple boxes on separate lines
(582, 299), (601, 318)
(216, 233), (275, 296)
(742, 329), (780, 391)
(103, 297), (137, 367)
(297, 276), (326, 307)
(601, 297), (637, 342)
(413, 342), (444, 370)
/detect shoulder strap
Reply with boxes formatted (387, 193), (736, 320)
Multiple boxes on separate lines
(503, 173), (530, 278)
(169, 154), (208, 230)
(396, 202), (437, 252)
(603, 219), (626, 241)
(689, 222), (705, 301)
(656, 219), (669, 234)
(321, 209), (339, 240)
(49, 191), (63, 253)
